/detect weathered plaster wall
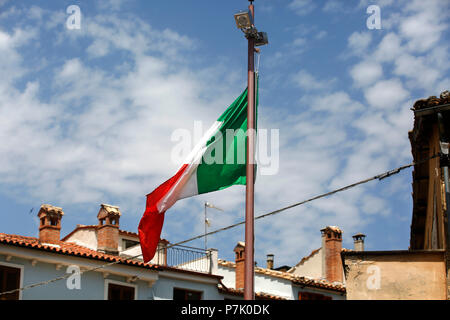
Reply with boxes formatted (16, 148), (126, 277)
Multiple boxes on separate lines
(344, 251), (447, 300)
(64, 229), (98, 250)
(290, 249), (322, 279)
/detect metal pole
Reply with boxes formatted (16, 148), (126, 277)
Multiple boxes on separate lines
(244, 0), (256, 301)
(204, 202), (207, 250)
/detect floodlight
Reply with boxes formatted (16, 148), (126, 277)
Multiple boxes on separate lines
(254, 32), (269, 46)
(234, 10), (253, 29)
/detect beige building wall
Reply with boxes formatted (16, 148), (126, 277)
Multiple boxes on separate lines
(343, 251), (447, 300)
(290, 249), (323, 279)
(64, 228), (98, 250)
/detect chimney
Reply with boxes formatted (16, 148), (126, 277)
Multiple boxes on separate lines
(97, 204), (121, 255)
(234, 242), (245, 290)
(38, 204), (64, 244)
(266, 254), (274, 270)
(320, 226), (343, 283)
(352, 233), (366, 251)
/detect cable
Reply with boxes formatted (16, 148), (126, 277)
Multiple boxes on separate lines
(164, 153), (439, 248)
(0, 258), (129, 297)
(0, 153), (438, 297)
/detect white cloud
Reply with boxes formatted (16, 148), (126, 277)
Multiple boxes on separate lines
(0, 28), (37, 86)
(364, 79), (409, 109)
(323, 0), (354, 13)
(399, 11), (446, 53)
(292, 37), (306, 48)
(97, 0), (125, 11)
(323, 0), (344, 12)
(27, 6), (44, 20)
(315, 30), (327, 40)
(86, 39), (110, 58)
(0, 29), (10, 49)
(0, 0), (448, 267)
(350, 60), (383, 87)
(394, 54), (441, 91)
(58, 58), (83, 78)
(301, 91), (363, 113)
(289, 0), (316, 16)
(361, 194), (390, 216)
(358, 0), (394, 8)
(348, 31), (372, 56)
(373, 32), (403, 62)
(293, 70), (335, 91)
(369, 0), (449, 94)
(436, 78), (450, 94)
(0, 15), (229, 210)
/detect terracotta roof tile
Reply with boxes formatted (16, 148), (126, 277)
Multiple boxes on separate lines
(0, 233), (159, 270)
(39, 204), (64, 215)
(321, 225), (342, 234)
(291, 275), (345, 292)
(218, 285), (287, 300)
(218, 259), (345, 293)
(0, 233), (220, 279)
(61, 225), (170, 243)
(99, 203), (121, 216)
(412, 90), (450, 110)
(61, 225), (140, 241)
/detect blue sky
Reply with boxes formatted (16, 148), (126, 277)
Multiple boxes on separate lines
(0, 0), (449, 267)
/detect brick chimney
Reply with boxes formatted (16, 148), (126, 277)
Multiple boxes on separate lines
(352, 233), (366, 251)
(38, 204), (64, 244)
(97, 204), (121, 254)
(266, 254), (274, 269)
(321, 226), (343, 283)
(234, 242), (245, 290)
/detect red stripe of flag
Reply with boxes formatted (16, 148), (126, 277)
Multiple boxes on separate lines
(138, 164), (189, 263)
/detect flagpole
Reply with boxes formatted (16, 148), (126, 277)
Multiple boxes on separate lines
(204, 202), (207, 250)
(245, 0), (256, 301)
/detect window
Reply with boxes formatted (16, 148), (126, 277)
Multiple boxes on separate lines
(0, 264), (21, 300)
(123, 239), (140, 250)
(298, 292), (331, 300)
(106, 281), (136, 300)
(173, 288), (203, 300)
(50, 217), (58, 226)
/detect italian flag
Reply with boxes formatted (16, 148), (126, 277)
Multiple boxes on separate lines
(139, 78), (258, 263)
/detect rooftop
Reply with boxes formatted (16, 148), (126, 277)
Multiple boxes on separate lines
(0, 233), (158, 270)
(218, 259), (345, 293)
(218, 285), (287, 300)
(412, 90), (450, 112)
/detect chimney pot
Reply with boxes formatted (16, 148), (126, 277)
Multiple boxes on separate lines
(96, 204), (121, 254)
(266, 254), (274, 269)
(38, 204), (64, 244)
(233, 242), (245, 290)
(320, 226), (343, 283)
(352, 233), (366, 251)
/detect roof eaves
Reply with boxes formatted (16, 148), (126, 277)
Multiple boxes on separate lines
(0, 233), (159, 271)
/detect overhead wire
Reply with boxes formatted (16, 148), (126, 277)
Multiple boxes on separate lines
(0, 153), (439, 297)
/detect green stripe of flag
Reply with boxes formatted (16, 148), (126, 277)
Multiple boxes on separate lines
(197, 75), (259, 194)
